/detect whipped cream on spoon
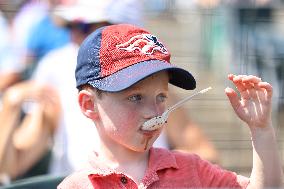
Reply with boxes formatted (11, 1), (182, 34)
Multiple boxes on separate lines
(141, 87), (212, 131)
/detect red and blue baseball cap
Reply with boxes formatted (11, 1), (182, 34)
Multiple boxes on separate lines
(75, 24), (196, 92)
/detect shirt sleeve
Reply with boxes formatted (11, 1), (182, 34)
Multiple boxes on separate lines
(196, 154), (249, 188)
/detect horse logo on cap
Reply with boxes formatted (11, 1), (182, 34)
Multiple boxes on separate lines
(117, 34), (168, 55)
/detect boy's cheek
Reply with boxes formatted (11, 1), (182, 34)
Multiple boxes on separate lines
(125, 111), (140, 125)
(116, 110), (142, 129)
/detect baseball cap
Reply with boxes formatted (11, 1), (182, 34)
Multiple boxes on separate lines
(75, 24), (196, 92)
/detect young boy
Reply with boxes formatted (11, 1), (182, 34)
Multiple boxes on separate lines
(58, 24), (283, 188)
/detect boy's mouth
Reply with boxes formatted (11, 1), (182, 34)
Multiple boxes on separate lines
(139, 126), (161, 134)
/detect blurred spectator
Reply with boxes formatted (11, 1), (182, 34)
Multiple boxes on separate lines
(0, 81), (61, 184)
(0, 2), (24, 92)
(0, 0), (70, 95)
(0, 0), (68, 183)
(21, 0), (70, 80)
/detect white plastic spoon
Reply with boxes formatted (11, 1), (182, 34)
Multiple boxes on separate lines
(141, 87), (212, 131)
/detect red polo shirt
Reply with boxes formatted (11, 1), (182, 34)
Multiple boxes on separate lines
(58, 147), (249, 188)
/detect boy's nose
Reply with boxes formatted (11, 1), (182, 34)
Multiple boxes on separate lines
(143, 103), (163, 119)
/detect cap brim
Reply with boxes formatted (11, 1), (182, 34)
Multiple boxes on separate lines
(88, 60), (196, 92)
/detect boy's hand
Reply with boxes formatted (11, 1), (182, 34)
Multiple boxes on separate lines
(225, 74), (273, 129)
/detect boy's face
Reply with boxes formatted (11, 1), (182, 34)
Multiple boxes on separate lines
(94, 71), (169, 152)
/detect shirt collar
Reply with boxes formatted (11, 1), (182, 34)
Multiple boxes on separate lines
(148, 147), (179, 171)
(86, 147), (179, 175)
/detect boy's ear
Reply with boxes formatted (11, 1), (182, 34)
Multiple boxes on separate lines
(78, 90), (99, 120)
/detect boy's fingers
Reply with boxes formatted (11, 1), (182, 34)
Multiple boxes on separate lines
(244, 82), (258, 101)
(225, 87), (241, 111)
(258, 82), (273, 100)
(230, 75), (263, 101)
(229, 74), (261, 84)
(242, 75), (261, 83)
(229, 74), (273, 103)
(231, 75), (250, 100)
(227, 74), (234, 81)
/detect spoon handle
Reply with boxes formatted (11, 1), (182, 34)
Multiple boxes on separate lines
(167, 87), (212, 114)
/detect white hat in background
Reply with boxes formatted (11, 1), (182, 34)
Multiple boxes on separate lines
(53, 0), (143, 26)
(105, 0), (143, 26)
(53, 0), (110, 24)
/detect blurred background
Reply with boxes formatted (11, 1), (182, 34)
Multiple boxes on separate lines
(0, 0), (283, 186)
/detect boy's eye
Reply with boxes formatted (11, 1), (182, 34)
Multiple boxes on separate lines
(128, 94), (142, 102)
(157, 94), (168, 103)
